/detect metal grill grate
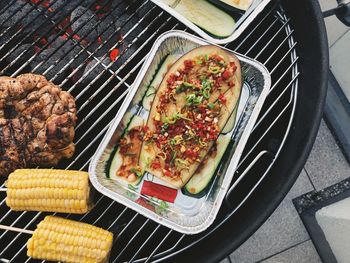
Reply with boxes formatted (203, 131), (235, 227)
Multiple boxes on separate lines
(0, 1), (298, 262)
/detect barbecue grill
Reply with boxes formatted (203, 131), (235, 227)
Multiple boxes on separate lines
(0, 0), (328, 262)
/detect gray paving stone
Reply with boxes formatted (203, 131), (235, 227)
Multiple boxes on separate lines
(318, 0), (350, 46)
(219, 257), (230, 263)
(330, 30), (350, 102)
(229, 170), (313, 263)
(304, 120), (350, 191)
(261, 240), (322, 263)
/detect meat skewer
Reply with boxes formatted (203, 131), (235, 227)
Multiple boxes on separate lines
(0, 216), (114, 263)
(0, 169), (92, 214)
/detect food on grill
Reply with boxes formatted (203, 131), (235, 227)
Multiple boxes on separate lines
(5, 169), (91, 214)
(140, 45), (242, 188)
(108, 116), (145, 184)
(0, 73), (77, 177)
(183, 135), (231, 197)
(163, 0), (236, 38)
(143, 54), (178, 111)
(27, 215), (113, 263)
(210, 0), (253, 11)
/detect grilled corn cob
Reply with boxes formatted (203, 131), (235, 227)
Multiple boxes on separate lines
(5, 169), (91, 214)
(27, 216), (113, 263)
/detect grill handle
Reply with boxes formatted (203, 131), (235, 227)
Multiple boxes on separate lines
(323, 0), (350, 26)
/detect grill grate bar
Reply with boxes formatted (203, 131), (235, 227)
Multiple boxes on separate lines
(113, 218), (152, 260)
(263, 29), (295, 65)
(254, 19), (291, 60)
(128, 225), (162, 262)
(37, 1), (134, 77)
(0, 0), (91, 74)
(8, 0), (116, 77)
(0, 1), (300, 262)
(0, 0), (30, 32)
(144, 230), (173, 263)
(66, 3), (157, 91)
(252, 72), (300, 132)
(244, 17), (281, 55)
(0, 0), (18, 16)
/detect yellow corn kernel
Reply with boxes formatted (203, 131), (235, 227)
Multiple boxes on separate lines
(27, 216), (113, 263)
(6, 169), (91, 214)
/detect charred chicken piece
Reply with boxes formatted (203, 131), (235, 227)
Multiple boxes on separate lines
(0, 73), (77, 176)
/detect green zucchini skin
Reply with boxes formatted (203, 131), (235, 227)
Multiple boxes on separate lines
(207, 0), (252, 14)
(173, 0), (236, 38)
(182, 135), (231, 198)
(142, 55), (178, 111)
(107, 116), (144, 185)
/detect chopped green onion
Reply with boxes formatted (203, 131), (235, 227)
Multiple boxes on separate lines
(130, 167), (143, 177)
(208, 103), (215, 109)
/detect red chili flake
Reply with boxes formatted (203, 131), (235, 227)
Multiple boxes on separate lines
(141, 181), (177, 203)
(218, 93), (227, 104)
(222, 69), (231, 80)
(110, 49), (119, 62)
(150, 161), (162, 170)
(184, 59), (194, 69)
(142, 125), (149, 132)
(97, 36), (103, 44)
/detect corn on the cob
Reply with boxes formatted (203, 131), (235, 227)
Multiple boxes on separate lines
(27, 216), (113, 263)
(5, 169), (91, 214)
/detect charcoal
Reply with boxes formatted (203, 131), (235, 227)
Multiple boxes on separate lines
(30, 48), (70, 83)
(71, 6), (99, 42)
(81, 56), (110, 84)
(49, 0), (80, 22)
(48, 35), (88, 68)
(7, 44), (35, 64)
(0, 1), (29, 28)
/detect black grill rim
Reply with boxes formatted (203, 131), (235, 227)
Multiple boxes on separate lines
(162, 0), (329, 261)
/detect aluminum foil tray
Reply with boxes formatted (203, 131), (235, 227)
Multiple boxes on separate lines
(89, 31), (271, 234)
(151, 0), (275, 44)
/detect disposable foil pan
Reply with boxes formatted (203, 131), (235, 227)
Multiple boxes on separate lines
(89, 31), (271, 234)
(151, 0), (275, 44)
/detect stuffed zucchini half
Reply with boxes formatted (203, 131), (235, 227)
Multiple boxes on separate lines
(108, 116), (145, 185)
(140, 45), (242, 189)
(167, 0), (236, 38)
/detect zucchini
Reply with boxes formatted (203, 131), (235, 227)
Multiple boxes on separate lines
(222, 100), (238, 134)
(108, 115), (144, 185)
(209, 0), (253, 11)
(183, 135), (231, 197)
(172, 0), (236, 38)
(142, 55), (178, 111)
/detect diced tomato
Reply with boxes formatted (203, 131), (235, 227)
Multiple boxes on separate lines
(222, 69), (231, 80)
(230, 62), (237, 72)
(141, 181), (177, 203)
(142, 125), (149, 132)
(184, 59), (194, 69)
(150, 161), (162, 170)
(164, 169), (172, 177)
(110, 49), (119, 61)
(218, 93), (227, 104)
(166, 74), (176, 85)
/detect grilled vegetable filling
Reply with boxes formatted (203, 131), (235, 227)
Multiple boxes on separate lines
(144, 53), (238, 179)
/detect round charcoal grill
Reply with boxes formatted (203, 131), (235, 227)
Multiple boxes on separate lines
(0, 0), (328, 262)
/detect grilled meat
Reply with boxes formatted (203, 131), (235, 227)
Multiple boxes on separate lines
(0, 73), (77, 176)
